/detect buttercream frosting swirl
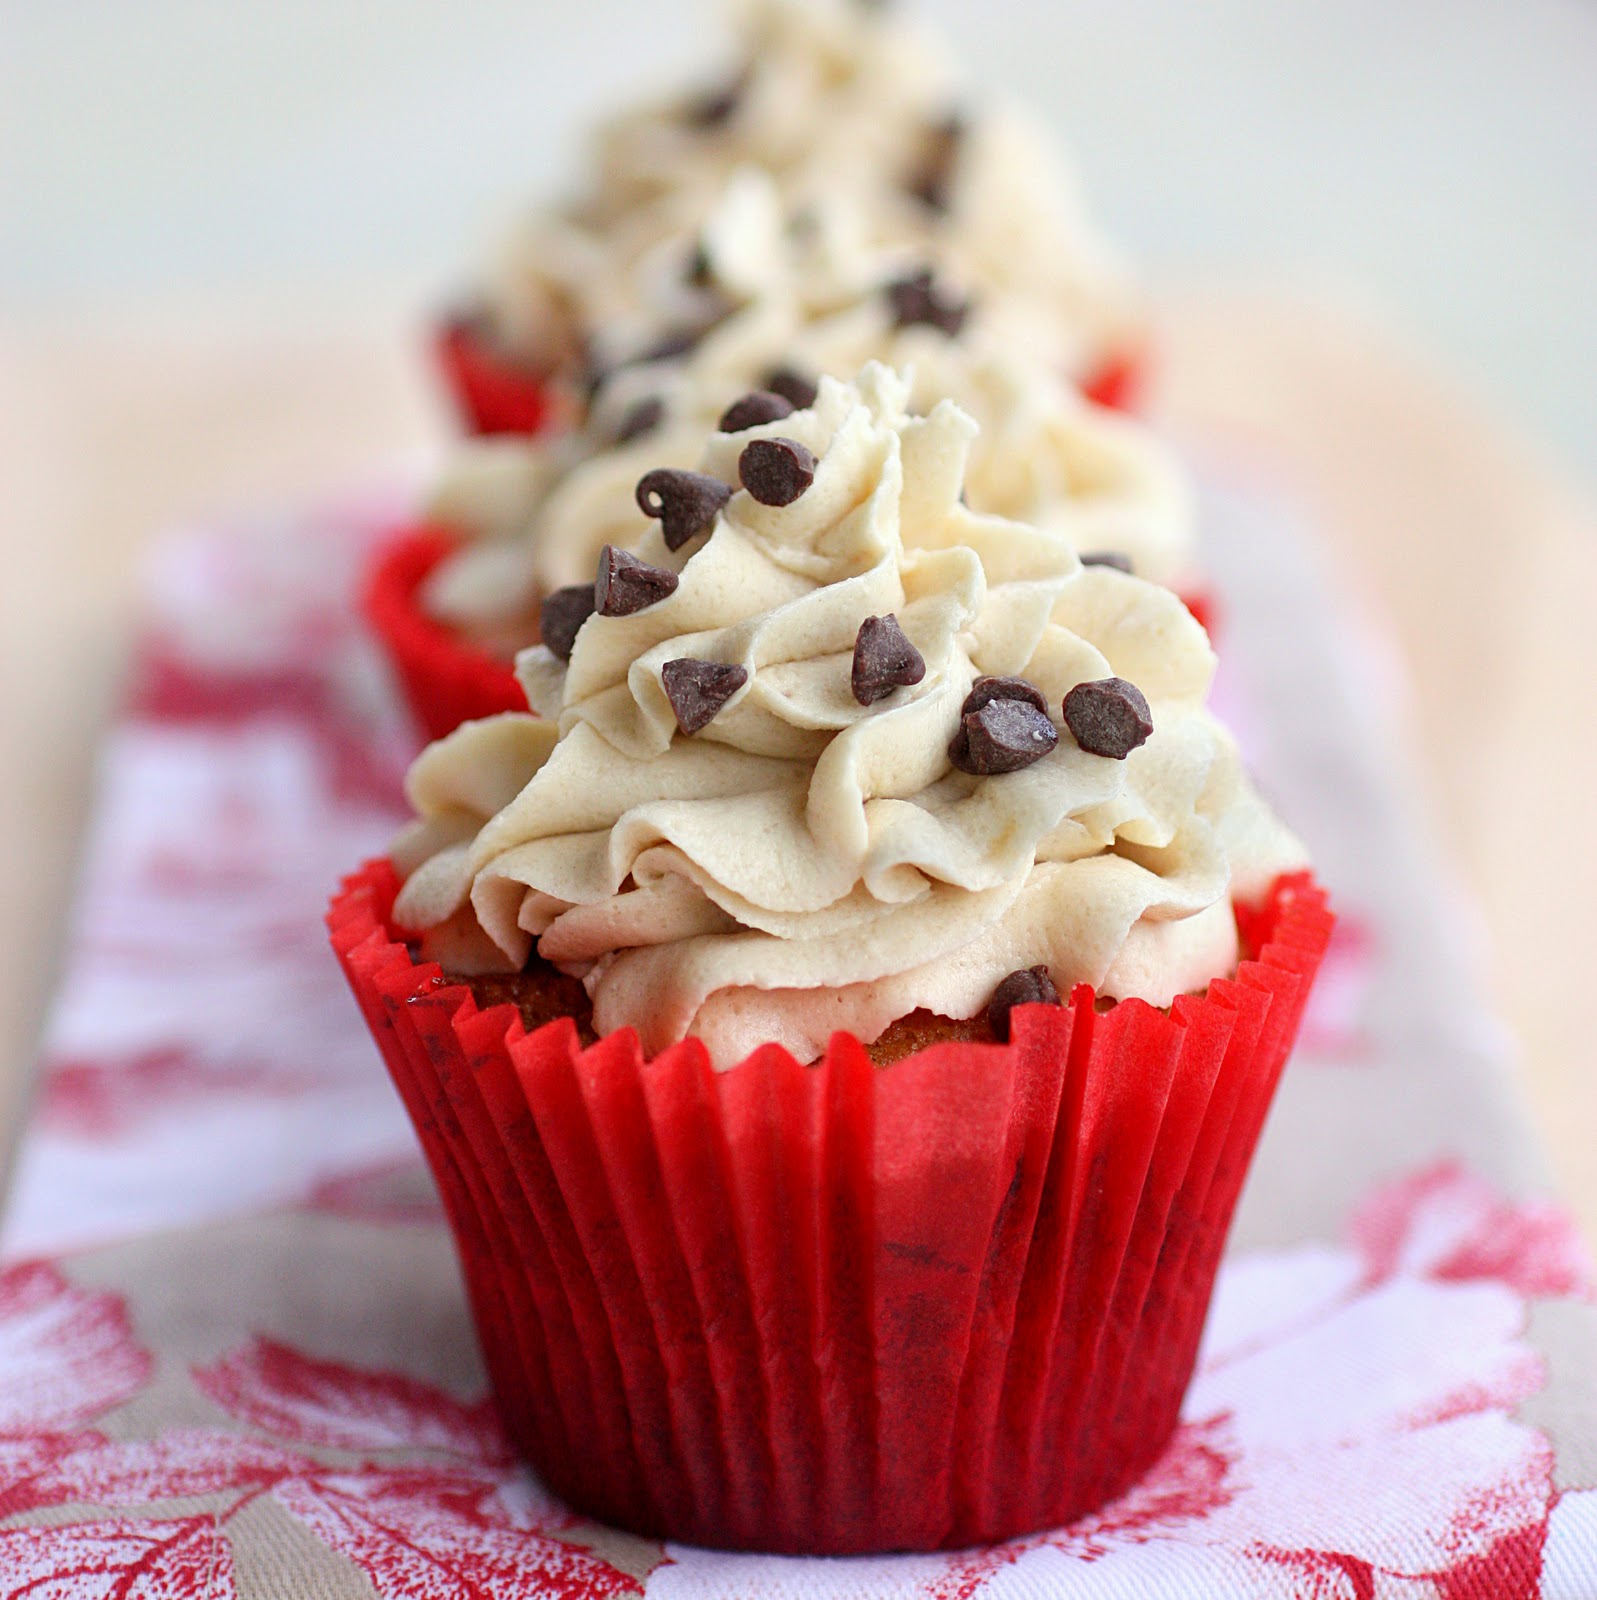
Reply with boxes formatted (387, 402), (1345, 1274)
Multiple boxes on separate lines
(394, 367), (1301, 1067)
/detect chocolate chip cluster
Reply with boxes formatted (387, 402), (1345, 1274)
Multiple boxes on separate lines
(543, 391), (1155, 785)
(948, 674), (1154, 775)
(963, 671), (1157, 1040)
(539, 387), (840, 734)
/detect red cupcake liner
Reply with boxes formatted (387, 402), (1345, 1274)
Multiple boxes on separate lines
(1079, 344), (1149, 415)
(1181, 586), (1219, 640)
(329, 861), (1332, 1553)
(362, 527), (528, 743)
(436, 316), (561, 437)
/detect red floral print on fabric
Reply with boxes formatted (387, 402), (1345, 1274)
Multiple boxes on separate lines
(0, 1262), (151, 1433)
(193, 1337), (513, 1463)
(1349, 1159), (1596, 1302)
(274, 1471), (642, 1600)
(0, 1516), (237, 1599)
(0, 1259), (642, 1598)
(38, 1046), (323, 1140)
(192, 1340), (643, 1598)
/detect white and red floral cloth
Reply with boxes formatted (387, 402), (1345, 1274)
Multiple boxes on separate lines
(2, 473), (1594, 1597)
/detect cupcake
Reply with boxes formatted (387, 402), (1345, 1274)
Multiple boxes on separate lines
(332, 365), (1331, 1551)
(441, 0), (1143, 434)
(373, 251), (1196, 742)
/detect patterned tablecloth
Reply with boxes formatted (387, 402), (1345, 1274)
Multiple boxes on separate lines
(2, 463), (1595, 1598)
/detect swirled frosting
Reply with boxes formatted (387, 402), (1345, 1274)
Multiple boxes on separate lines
(425, 210), (1192, 645)
(476, 0), (1137, 398)
(394, 366), (1300, 1068)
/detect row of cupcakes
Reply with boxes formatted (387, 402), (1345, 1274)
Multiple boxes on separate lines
(365, 0), (1201, 744)
(441, 0), (1143, 435)
(334, 0), (1333, 1558)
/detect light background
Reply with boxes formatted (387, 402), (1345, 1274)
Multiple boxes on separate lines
(3, 0), (1596, 483)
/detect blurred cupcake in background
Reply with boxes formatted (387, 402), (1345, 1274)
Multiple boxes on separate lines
(374, 241), (1195, 741)
(332, 366), (1331, 1550)
(439, 0), (1144, 435)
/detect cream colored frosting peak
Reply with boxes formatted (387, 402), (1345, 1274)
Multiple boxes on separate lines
(395, 366), (1300, 1067)
(479, 0), (1138, 393)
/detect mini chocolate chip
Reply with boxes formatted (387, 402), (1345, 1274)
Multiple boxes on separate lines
(1080, 551), (1134, 574)
(539, 584), (597, 663)
(685, 69), (746, 129)
(685, 238), (713, 288)
(718, 389), (796, 433)
(987, 965), (1061, 1042)
(639, 309), (725, 366)
(739, 437), (816, 506)
(851, 614), (926, 705)
(961, 675), (1049, 718)
(906, 111), (967, 212)
(635, 469), (732, 550)
(1062, 676), (1154, 760)
(886, 268), (971, 337)
(662, 658), (749, 734)
(580, 350), (613, 407)
(595, 545), (679, 617)
(949, 697), (1058, 776)
(613, 395), (665, 446)
(589, 313), (726, 405)
(763, 366), (819, 411)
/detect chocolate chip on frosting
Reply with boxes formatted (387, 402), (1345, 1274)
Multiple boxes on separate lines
(635, 469), (732, 551)
(886, 268), (971, 337)
(718, 389), (796, 433)
(1062, 677), (1154, 760)
(739, 437), (817, 506)
(595, 545), (679, 617)
(907, 111), (967, 212)
(1079, 551), (1133, 575)
(638, 308), (727, 366)
(685, 69), (747, 129)
(851, 614), (926, 705)
(585, 307), (728, 405)
(613, 395), (665, 446)
(961, 675), (1049, 718)
(684, 238), (714, 288)
(987, 965), (1062, 1042)
(949, 697), (1059, 776)
(579, 347), (613, 408)
(539, 584), (598, 663)
(763, 366), (819, 411)
(662, 658), (749, 735)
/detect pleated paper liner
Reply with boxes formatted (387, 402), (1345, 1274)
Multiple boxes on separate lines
(435, 315), (562, 437)
(1078, 343), (1149, 415)
(1183, 588), (1219, 640)
(329, 860), (1332, 1554)
(362, 527), (529, 743)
